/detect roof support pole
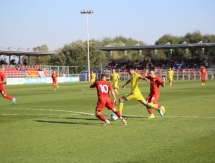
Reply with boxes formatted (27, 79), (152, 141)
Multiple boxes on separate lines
(138, 50), (142, 59)
(123, 51), (127, 59)
(168, 49), (172, 61)
(200, 48), (204, 59)
(28, 56), (30, 67)
(9, 56), (11, 67)
(107, 51), (112, 60)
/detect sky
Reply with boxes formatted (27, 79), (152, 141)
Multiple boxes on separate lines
(0, 0), (215, 51)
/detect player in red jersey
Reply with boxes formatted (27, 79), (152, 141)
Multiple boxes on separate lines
(51, 70), (59, 90)
(144, 68), (165, 118)
(90, 74), (127, 125)
(0, 72), (16, 104)
(200, 66), (207, 85)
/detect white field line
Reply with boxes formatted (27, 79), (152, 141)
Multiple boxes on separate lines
(0, 108), (95, 116)
(1, 108), (215, 119)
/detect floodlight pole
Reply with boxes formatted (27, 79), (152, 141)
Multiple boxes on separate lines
(81, 10), (93, 82)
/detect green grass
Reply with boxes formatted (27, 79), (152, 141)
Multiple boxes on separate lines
(0, 80), (215, 163)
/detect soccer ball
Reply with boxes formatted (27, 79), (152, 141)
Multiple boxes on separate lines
(111, 113), (118, 120)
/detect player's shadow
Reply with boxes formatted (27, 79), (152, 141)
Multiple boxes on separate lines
(65, 117), (98, 121)
(35, 119), (96, 125)
(122, 115), (147, 119)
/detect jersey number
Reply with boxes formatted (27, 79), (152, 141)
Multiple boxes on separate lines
(99, 84), (108, 93)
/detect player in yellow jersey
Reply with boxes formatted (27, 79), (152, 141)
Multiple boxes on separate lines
(167, 68), (174, 87)
(110, 68), (120, 94)
(90, 71), (96, 83)
(118, 65), (165, 117)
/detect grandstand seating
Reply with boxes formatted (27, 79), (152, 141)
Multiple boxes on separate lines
(106, 58), (210, 70)
(0, 69), (26, 77)
(25, 68), (39, 71)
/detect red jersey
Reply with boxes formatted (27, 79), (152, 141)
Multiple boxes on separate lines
(146, 76), (163, 95)
(200, 69), (206, 77)
(90, 80), (113, 100)
(52, 73), (58, 81)
(0, 72), (6, 88)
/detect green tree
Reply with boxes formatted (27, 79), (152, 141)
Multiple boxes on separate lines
(29, 44), (50, 65)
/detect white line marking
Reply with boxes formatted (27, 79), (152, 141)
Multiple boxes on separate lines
(1, 108), (215, 118)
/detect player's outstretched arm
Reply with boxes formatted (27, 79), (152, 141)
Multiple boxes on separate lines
(110, 89), (117, 104)
(0, 77), (6, 84)
(90, 83), (96, 88)
(122, 79), (131, 89)
(139, 75), (149, 83)
(161, 77), (165, 87)
(144, 67), (149, 77)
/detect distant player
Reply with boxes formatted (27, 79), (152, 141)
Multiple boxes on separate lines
(110, 68), (120, 94)
(145, 68), (165, 119)
(52, 70), (58, 90)
(200, 66), (207, 85)
(118, 65), (165, 117)
(167, 68), (174, 87)
(90, 71), (96, 84)
(90, 74), (127, 125)
(0, 71), (16, 104)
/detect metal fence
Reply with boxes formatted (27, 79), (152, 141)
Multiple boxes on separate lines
(103, 69), (215, 81)
(1, 65), (215, 81)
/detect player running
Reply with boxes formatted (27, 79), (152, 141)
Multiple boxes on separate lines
(90, 71), (96, 84)
(0, 71), (16, 104)
(110, 68), (120, 94)
(145, 68), (165, 118)
(118, 65), (165, 117)
(90, 74), (127, 125)
(200, 66), (207, 85)
(167, 67), (174, 87)
(51, 70), (59, 90)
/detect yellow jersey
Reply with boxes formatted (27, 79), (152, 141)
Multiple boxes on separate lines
(91, 73), (96, 79)
(130, 72), (142, 93)
(167, 70), (174, 78)
(110, 73), (119, 84)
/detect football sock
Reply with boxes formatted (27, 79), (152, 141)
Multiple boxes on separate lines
(114, 111), (122, 118)
(147, 103), (159, 110)
(118, 103), (124, 114)
(96, 114), (106, 121)
(203, 79), (206, 84)
(4, 95), (13, 100)
(147, 109), (153, 114)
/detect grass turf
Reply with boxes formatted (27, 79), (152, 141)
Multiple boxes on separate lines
(0, 80), (215, 163)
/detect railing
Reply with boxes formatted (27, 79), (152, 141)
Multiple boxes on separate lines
(1, 66), (215, 81)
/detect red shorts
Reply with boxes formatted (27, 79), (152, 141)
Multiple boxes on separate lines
(201, 75), (206, 80)
(53, 80), (57, 84)
(95, 98), (114, 111)
(0, 86), (6, 95)
(146, 94), (160, 104)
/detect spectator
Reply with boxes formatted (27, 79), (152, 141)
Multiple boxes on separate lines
(23, 59), (27, 66)
(16, 64), (21, 71)
(0, 58), (4, 65)
(4, 58), (7, 64)
(20, 64), (26, 71)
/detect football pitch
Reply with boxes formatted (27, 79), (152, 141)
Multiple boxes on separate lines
(0, 80), (215, 163)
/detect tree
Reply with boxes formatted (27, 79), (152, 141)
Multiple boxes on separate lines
(29, 44), (50, 65)
(155, 31), (215, 60)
